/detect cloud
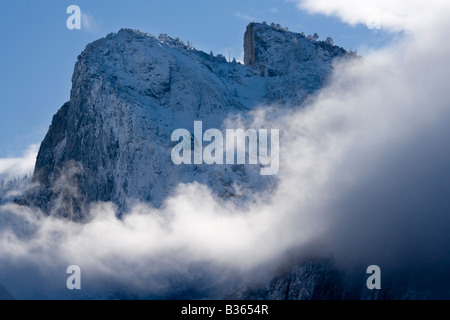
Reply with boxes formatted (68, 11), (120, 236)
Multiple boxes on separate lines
(1, 0), (450, 299)
(81, 12), (101, 33)
(0, 145), (38, 181)
(234, 12), (257, 22)
(291, 0), (450, 34)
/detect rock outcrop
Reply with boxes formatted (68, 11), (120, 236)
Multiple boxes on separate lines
(24, 23), (350, 221)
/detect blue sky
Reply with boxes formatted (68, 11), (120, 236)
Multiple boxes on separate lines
(0, 0), (393, 158)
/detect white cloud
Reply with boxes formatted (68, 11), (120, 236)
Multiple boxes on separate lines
(0, 145), (38, 181)
(234, 12), (257, 22)
(81, 12), (101, 33)
(291, 0), (450, 34)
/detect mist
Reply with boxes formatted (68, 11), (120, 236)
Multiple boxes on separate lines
(0, 145), (37, 181)
(1, 0), (450, 299)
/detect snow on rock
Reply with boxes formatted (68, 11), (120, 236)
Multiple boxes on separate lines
(24, 24), (351, 221)
(244, 23), (351, 104)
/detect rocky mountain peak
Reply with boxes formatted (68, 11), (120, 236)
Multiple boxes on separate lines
(23, 23), (352, 221)
(244, 22), (347, 74)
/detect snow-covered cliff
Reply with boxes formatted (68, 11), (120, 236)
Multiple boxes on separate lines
(24, 23), (350, 221)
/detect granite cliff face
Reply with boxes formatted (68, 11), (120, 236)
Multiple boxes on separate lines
(24, 23), (350, 221)
(244, 23), (348, 103)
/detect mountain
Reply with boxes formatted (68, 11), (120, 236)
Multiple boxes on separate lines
(15, 23), (374, 300)
(23, 22), (351, 221)
(12, 21), (439, 301)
